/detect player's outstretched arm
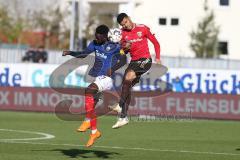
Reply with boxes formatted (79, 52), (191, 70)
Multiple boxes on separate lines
(62, 50), (86, 58)
(62, 50), (72, 56)
(62, 41), (95, 58)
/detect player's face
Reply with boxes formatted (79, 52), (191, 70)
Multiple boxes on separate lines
(120, 17), (134, 30)
(95, 33), (108, 44)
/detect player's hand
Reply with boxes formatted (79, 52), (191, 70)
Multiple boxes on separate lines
(62, 50), (71, 56)
(121, 41), (131, 52)
(156, 59), (161, 64)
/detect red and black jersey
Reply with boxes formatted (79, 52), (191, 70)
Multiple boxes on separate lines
(121, 24), (160, 61)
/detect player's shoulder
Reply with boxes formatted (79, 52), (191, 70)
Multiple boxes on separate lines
(135, 24), (150, 33)
(136, 24), (149, 29)
(89, 40), (96, 46)
(105, 41), (121, 50)
(136, 23), (145, 27)
(86, 40), (96, 50)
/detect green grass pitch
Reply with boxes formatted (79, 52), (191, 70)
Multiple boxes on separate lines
(0, 111), (240, 160)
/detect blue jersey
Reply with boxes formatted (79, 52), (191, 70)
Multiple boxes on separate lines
(70, 41), (124, 77)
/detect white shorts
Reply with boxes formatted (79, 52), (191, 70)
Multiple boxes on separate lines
(94, 75), (113, 92)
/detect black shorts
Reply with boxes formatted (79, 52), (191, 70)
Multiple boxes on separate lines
(125, 58), (152, 85)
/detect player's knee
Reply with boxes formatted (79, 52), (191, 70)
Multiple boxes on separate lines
(125, 77), (133, 82)
(85, 83), (99, 95)
(85, 87), (98, 95)
(125, 72), (136, 81)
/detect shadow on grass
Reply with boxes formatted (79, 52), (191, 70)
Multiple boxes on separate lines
(52, 148), (120, 159)
(236, 148), (240, 151)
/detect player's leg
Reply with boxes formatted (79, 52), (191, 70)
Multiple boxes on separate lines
(77, 83), (99, 132)
(79, 82), (101, 147)
(112, 58), (152, 129)
(112, 69), (136, 128)
(108, 76), (138, 113)
(119, 69), (136, 118)
(86, 76), (113, 147)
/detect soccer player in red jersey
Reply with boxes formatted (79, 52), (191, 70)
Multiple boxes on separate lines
(111, 13), (161, 128)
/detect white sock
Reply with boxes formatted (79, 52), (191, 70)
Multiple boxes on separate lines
(91, 129), (97, 134)
(120, 117), (127, 120)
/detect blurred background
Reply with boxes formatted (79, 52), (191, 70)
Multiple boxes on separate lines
(0, 0), (240, 118)
(1, 0), (240, 63)
(0, 1), (240, 159)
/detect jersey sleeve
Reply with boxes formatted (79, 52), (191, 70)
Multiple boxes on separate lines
(144, 25), (161, 60)
(69, 41), (95, 58)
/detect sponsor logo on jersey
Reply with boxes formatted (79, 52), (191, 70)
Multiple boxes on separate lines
(106, 46), (111, 51)
(137, 31), (142, 37)
(129, 38), (143, 43)
(96, 50), (107, 59)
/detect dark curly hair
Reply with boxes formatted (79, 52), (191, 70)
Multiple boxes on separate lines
(117, 13), (128, 24)
(95, 24), (109, 35)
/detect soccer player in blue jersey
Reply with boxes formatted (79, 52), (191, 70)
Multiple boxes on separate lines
(62, 25), (126, 147)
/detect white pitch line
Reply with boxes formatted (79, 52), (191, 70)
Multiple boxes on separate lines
(0, 140), (239, 157)
(0, 129), (55, 141)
